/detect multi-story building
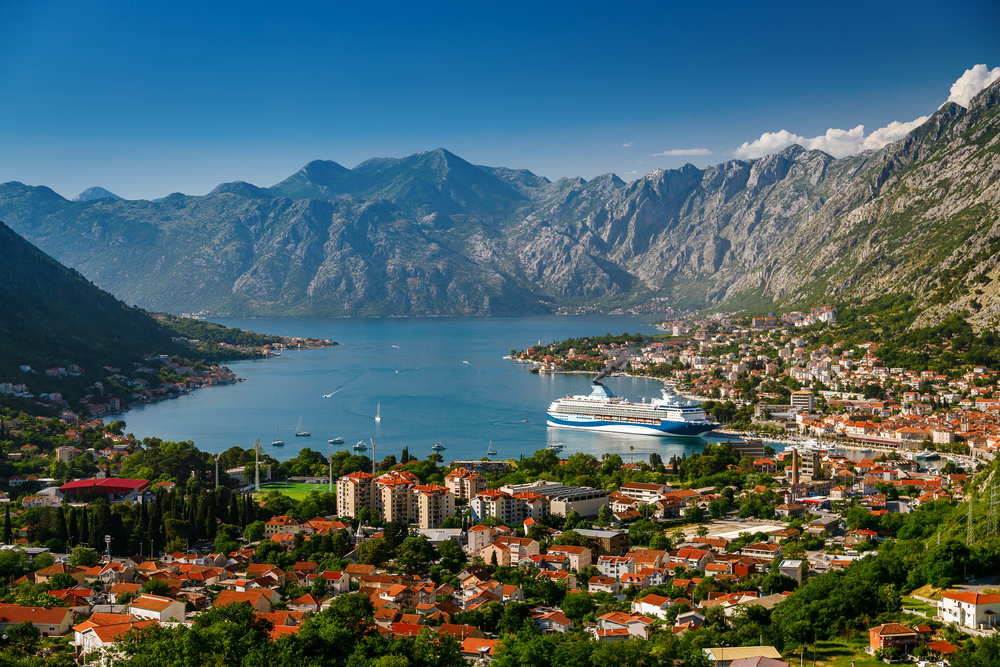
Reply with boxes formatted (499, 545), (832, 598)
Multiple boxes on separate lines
(340, 470), (455, 527)
(472, 489), (517, 525)
(618, 482), (671, 503)
(547, 545), (591, 571)
(471, 489), (551, 525)
(574, 528), (630, 557)
(264, 515), (302, 535)
(337, 471), (376, 518)
(537, 485), (609, 519)
(868, 624), (921, 654)
(445, 468), (487, 499)
(790, 390), (816, 413)
(596, 555), (635, 578)
(939, 592), (1000, 630)
(491, 536), (539, 564)
(512, 492), (550, 522)
(413, 483), (455, 529)
(376, 471), (419, 523)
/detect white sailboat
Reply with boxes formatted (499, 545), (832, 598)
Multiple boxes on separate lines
(375, 403), (381, 422)
(486, 440), (497, 456)
(295, 416), (312, 437)
(271, 426), (284, 447)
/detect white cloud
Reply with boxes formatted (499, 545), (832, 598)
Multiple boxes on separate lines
(732, 64), (999, 160)
(861, 116), (930, 150)
(947, 64), (1000, 108)
(651, 148), (712, 156)
(622, 141), (633, 147)
(624, 170), (638, 175)
(733, 115), (932, 160)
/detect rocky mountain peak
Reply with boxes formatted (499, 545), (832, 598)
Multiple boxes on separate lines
(73, 186), (122, 202)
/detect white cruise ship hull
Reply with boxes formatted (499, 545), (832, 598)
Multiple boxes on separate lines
(546, 383), (718, 438)
(546, 415), (717, 438)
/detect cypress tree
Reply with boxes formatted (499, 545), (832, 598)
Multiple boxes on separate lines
(67, 506), (78, 546)
(110, 513), (126, 557)
(206, 492), (217, 539)
(140, 500), (150, 535)
(189, 499), (200, 541)
(3, 506), (10, 545)
(57, 506), (68, 543)
(79, 508), (90, 546)
(229, 494), (240, 528)
(148, 502), (162, 555)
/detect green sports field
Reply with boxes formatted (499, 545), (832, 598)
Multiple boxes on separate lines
(255, 482), (333, 500)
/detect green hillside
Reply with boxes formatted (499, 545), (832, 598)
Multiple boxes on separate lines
(0, 221), (185, 397)
(0, 223), (279, 414)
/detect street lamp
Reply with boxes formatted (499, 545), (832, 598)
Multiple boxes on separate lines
(105, 534), (111, 560)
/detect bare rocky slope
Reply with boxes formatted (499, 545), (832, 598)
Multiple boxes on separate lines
(2, 79), (998, 320)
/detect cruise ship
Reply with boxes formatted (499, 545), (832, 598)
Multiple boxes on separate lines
(547, 383), (718, 437)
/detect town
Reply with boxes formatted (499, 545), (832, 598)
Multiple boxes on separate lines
(1, 332), (335, 421)
(0, 390), (997, 666)
(514, 300), (1000, 462)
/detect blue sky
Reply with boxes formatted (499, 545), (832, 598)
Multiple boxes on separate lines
(1, 0), (998, 200)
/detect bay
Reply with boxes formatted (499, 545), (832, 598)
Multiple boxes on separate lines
(113, 315), (745, 466)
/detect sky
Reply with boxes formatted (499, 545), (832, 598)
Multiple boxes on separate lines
(1, 0), (999, 200)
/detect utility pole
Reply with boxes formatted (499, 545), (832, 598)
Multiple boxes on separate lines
(253, 439), (262, 493)
(371, 439), (376, 475)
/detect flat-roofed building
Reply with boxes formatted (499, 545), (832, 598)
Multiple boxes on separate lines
(724, 439), (767, 459)
(536, 486), (609, 519)
(575, 528), (630, 557)
(790, 390), (816, 413)
(619, 482), (671, 503)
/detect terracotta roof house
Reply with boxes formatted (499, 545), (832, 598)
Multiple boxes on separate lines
(214, 590), (275, 614)
(868, 623), (920, 653)
(129, 594), (186, 622)
(460, 637), (500, 660)
(0, 604), (74, 636)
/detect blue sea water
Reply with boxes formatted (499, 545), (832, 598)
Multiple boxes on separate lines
(113, 315), (745, 465)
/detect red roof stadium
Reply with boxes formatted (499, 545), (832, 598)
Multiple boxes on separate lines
(60, 478), (151, 495)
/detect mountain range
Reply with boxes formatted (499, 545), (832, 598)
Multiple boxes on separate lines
(2, 78), (999, 322)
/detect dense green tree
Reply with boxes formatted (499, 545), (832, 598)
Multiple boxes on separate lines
(244, 521), (265, 543)
(69, 545), (100, 567)
(358, 538), (393, 568)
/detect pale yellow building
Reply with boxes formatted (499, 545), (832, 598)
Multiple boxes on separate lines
(413, 483), (455, 529)
(337, 471), (376, 518)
